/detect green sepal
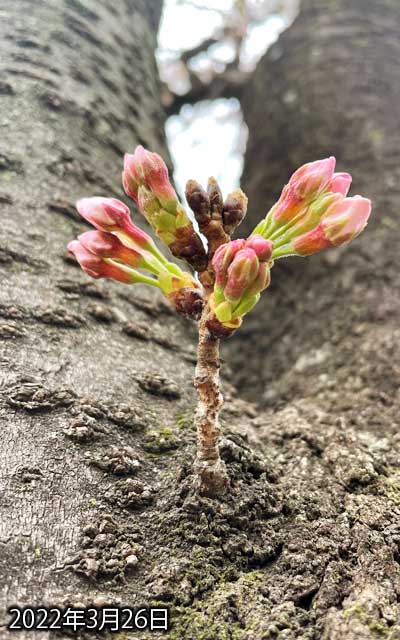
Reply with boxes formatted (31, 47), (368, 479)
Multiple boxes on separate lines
(215, 301), (233, 323)
(231, 293), (260, 320)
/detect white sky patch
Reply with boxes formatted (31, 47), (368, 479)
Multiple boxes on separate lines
(158, 1), (232, 55)
(157, 1), (298, 196)
(166, 98), (247, 198)
(241, 14), (287, 70)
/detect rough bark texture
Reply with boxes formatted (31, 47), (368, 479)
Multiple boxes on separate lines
(1, 0), (400, 639)
(222, 0), (400, 637)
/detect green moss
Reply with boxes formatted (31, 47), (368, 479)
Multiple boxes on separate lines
(175, 410), (195, 431)
(168, 597), (243, 640)
(343, 603), (390, 638)
(156, 567), (266, 640)
(143, 426), (180, 453)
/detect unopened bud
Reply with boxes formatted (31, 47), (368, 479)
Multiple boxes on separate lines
(76, 197), (156, 253)
(329, 172), (352, 197)
(185, 180), (211, 229)
(67, 240), (139, 284)
(292, 196), (371, 256)
(212, 239), (246, 286)
(223, 189), (248, 235)
(245, 235), (273, 262)
(78, 230), (145, 269)
(224, 248), (259, 302)
(76, 197), (131, 232)
(290, 156), (336, 200)
(124, 146), (178, 213)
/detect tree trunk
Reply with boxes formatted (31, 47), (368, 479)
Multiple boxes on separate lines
(0, 0), (192, 628)
(222, 0), (400, 637)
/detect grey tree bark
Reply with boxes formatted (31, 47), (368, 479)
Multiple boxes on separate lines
(0, 0), (197, 634)
(1, 0), (400, 639)
(223, 0), (400, 637)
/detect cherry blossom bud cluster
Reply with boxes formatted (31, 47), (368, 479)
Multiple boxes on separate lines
(68, 197), (203, 318)
(68, 149), (372, 339)
(252, 157), (371, 259)
(123, 146), (206, 271)
(207, 235), (273, 334)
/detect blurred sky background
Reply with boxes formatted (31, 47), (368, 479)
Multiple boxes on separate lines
(156, 0), (299, 197)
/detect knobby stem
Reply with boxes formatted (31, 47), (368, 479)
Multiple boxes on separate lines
(193, 303), (228, 496)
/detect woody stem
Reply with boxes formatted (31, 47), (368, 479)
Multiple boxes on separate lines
(193, 303), (228, 496)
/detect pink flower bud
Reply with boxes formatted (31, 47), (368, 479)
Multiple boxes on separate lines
(123, 153), (140, 201)
(293, 196), (371, 256)
(273, 157), (336, 223)
(212, 239), (246, 286)
(292, 225), (332, 257)
(322, 195), (371, 245)
(245, 235), (273, 262)
(290, 156), (336, 199)
(246, 262), (271, 296)
(78, 230), (144, 268)
(76, 197), (131, 232)
(76, 197), (154, 250)
(124, 146), (178, 212)
(329, 172), (352, 197)
(224, 248), (259, 302)
(67, 240), (134, 283)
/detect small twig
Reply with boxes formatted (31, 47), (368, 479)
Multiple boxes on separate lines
(193, 305), (228, 496)
(186, 175), (237, 495)
(163, 69), (249, 116)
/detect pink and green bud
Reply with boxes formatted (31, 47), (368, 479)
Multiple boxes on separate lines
(329, 172), (352, 196)
(123, 146), (178, 213)
(67, 239), (153, 285)
(78, 230), (144, 268)
(75, 196), (171, 271)
(244, 236), (273, 262)
(208, 238), (273, 335)
(212, 239), (246, 286)
(76, 229), (168, 276)
(322, 195), (371, 245)
(78, 231), (141, 268)
(245, 262), (271, 296)
(76, 197), (154, 250)
(289, 156), (336, 200)
(254, 157), (341, 238)
(224, 248), (259, 302)
(269, 156), (336, 225)
(269, 192), (342, 248)
(122, 154), (140, 201)
(292, 195), (371, 256)
(124, 146), (207, 270)
(76, 197), (132, 233)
